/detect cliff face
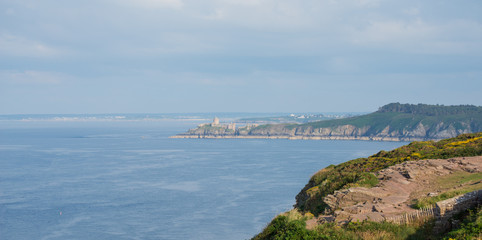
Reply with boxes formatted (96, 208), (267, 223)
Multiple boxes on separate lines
(173, 103), (482, 141)
(293, 132), (482, 216)
(252, 133), (482, 239)
(247, 121), (475, 141)
(179, 122), (475, 141)
(185, 126), (236, 136)
(297, 156), (482, 233)
(315, 156), (482, 224)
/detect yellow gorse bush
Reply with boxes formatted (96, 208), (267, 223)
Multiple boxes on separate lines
(445, 136), (482, 147)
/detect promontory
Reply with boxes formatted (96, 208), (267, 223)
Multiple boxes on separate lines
(253, 132), (482, 239)
(171, 103), (482, 141)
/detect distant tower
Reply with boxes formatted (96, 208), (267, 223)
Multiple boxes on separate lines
(213, 117), (220, 126)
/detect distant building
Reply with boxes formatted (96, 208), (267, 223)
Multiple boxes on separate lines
(212, 117), (220, 126)
(202, 117), (238, 131)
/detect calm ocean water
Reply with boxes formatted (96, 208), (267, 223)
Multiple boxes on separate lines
(0, 120), (406, 240)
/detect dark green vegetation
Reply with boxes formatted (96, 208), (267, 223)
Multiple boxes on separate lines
(179, 103), (482, 141)
(253, 212), (436, 240)
(377, 103), (481, 115)
(253, 209), (482, 240)
(296, 132), (482, 215)
(253, 133), (482, 240)
(253, 215), (320, 240)
(443, 206), (482, 240)
(279, 103), (482, 139)
(301, 103), (481, 130)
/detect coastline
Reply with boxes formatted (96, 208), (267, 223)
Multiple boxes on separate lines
(169, 135), (434, 142)
(172, 104), (482, 144)
(252, 133), (482, 239)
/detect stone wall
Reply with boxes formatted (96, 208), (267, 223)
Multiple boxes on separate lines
(385, 190), (481, 230)
(433, 189), (482, 232)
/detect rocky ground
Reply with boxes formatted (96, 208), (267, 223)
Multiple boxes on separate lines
(306, 156), (482, 229)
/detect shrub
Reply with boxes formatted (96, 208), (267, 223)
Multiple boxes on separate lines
(443, 206), (482, 240)
(252, 215), (327, 240)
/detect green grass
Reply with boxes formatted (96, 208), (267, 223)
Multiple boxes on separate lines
(442, 206), (482, 240)
(413, 172), (482, 209)
(296, 132), (482, 215)
(414, 190), (473, 209)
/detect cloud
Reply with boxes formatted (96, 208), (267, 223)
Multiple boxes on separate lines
(352, 19), (434, 44)
(404, 7), (420, 16)
(117, 32), (221, 55)
(222, 0), (262, 6)
(192, 0), (317, 30)
(171, 73), (249, 87)
(5, 8), (15, 15)
(0, 34), (62, 57)
(1, 0), (482, 113)
(349, 19), (482, 54)
(328, 57), (361, 73)
(202, 8), (226, 20)
(355, 0), (381, 7)
(0, 70), (68, 85)
(115, 0), (184, 9)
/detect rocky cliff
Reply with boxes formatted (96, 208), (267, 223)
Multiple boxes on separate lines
(246, 121), (474, 141)
(172, 103), (482, 141)
(252, 133), (482, 239)
(315, 156), (482, 225)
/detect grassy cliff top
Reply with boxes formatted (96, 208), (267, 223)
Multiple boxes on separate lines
(296, 132), (482, 215)
(254, 132), (482, 240)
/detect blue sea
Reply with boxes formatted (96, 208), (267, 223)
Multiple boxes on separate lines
(0, 117), (406, 240)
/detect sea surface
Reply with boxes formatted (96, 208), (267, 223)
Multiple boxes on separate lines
(0, 119), (407, 240)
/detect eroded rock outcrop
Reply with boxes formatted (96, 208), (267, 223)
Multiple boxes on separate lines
(315, 156), (482, 225)
(173, 121), (478, 141)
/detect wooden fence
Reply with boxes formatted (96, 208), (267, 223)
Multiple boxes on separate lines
(385, 189), (482, 225)
(385, 205), (437, 225)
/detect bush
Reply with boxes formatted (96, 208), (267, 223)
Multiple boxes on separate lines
(252, 216), (327, 240)
(254, 218), (434, 240)
(443, 206), (482, 240)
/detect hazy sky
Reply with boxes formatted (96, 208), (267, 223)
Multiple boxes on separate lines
(1, 0), (481, 114)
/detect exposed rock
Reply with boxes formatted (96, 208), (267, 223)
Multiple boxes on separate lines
(408, 122), (427, 138)
(318, 156), (482, 225)
(173, 122), (475, 141)
(173, 103), (482, 140)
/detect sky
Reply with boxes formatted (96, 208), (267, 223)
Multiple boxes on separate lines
(1, 0), (481, 114)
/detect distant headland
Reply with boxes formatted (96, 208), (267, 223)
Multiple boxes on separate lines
(170, 103), (482, 141)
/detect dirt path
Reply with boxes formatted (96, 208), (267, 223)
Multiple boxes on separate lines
(306, 156), (482, 227)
